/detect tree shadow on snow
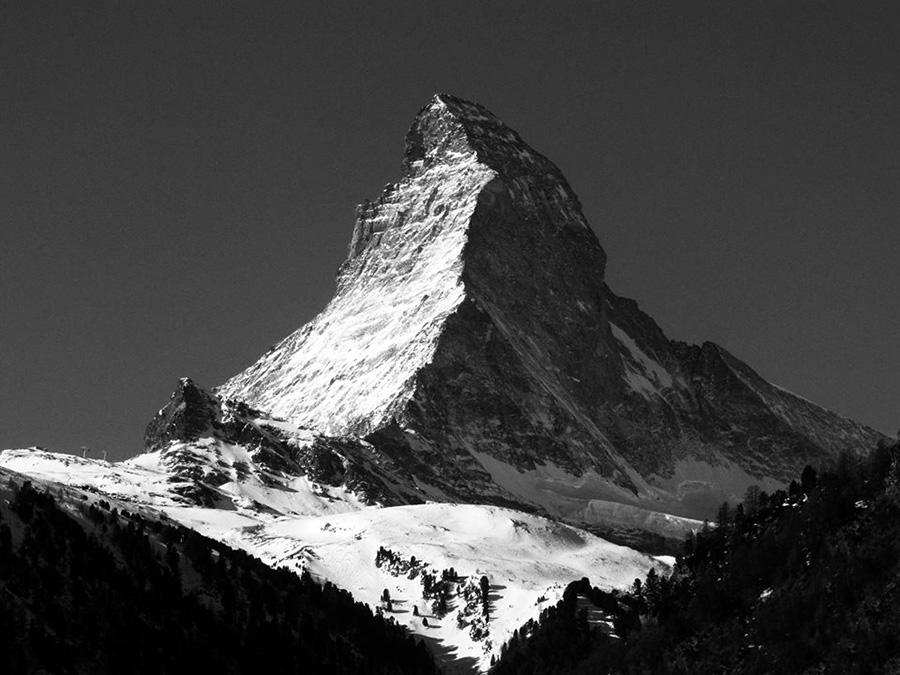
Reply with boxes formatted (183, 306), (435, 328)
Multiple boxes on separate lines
(487, 585), (506, 603)
(415, 632), (479, 675)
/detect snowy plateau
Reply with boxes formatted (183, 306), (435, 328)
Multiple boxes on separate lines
(0, 94), (887, 672)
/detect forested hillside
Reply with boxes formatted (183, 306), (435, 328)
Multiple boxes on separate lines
(0, 471), (437, 674)
(494, 440), (900, 675)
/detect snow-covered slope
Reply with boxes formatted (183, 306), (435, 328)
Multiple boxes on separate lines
(0, 445), (363, 524)
(0, 447), (663, 673)
(218, 98), (497, 437)
(225, 503), (662, 673)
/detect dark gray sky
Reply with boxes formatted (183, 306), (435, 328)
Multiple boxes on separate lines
(2, 1), (898, 461)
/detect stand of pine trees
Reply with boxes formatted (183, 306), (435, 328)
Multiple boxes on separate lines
(0, 474), (437, 674)
(494, 440), (900, 675)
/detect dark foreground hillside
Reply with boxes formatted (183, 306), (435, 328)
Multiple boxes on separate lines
(494, 440), (900, 675)
(0, 471), (437, 675)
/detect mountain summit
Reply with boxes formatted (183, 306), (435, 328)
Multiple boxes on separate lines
(219, 93), (607, 441)
(217, 94), (882, 525)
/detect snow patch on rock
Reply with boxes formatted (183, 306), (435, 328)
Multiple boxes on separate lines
(610, 322), (674, 399)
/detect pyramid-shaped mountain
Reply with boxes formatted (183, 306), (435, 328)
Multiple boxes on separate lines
(215, 94), (882, 525)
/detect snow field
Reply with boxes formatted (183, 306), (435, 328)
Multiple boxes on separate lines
(0, 448), (664, 673)
(222, 503), (664, 672)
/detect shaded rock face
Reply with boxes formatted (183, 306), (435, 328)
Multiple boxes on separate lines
(145, 378), (219, 451)
(601, 290), (870, 488)
(214, 94), (884, 523)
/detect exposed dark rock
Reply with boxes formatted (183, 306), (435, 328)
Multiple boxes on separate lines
(144, 378), (218, 451)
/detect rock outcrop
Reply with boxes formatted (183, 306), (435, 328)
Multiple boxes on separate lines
(144, 379), (421, 509)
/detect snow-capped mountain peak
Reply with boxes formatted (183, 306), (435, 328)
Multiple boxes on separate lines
(217, 94), (883, 526)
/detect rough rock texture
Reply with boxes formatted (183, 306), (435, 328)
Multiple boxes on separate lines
(216, 94), (885, 523)
(144, 379), (421, 508)
(600, 287), (884, 516)
(145, 378), (219, 451)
